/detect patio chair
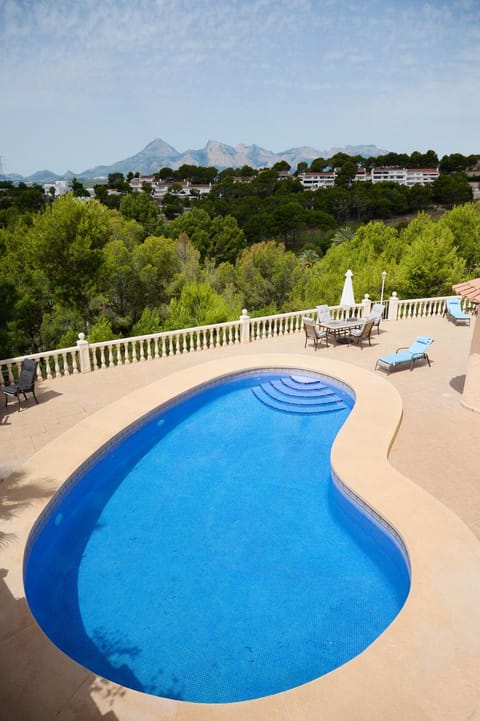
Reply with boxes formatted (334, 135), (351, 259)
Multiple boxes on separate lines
(374, 336), (434, 374)
(2, 358), (39, 410)
(303, 317), (329, 350)
(316, 304), (332, 324)
(445, 297), (470, 325)
(346, 319), (375, 349)
(366, 303), (385, 334)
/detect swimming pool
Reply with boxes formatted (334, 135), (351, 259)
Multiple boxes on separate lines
(24, 370), (410, 703)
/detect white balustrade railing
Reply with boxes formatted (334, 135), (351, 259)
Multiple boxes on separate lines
(86, 319), (243, 372)
(0, 293), (470, 386)
(395, 295), (449, 319)
(0, 346), (80, 385)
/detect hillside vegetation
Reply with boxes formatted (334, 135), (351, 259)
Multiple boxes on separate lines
(1, 184), (479, 360)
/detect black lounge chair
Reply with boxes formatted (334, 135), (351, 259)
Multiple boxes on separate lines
(303, 317), (329, 350)
(2, 358), (39, 410)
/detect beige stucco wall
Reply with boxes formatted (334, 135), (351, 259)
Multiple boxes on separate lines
(462, 316), (480, 412)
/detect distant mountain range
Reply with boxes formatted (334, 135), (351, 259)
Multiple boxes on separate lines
(2, 138), (389, 184)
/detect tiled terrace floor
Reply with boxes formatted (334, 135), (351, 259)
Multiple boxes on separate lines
(2, 315), (479, 536)
(1, 314), (480, 721)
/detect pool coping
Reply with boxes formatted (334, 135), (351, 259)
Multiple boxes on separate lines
(4, 353), (480, 720)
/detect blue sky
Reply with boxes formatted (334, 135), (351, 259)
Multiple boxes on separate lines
(1, 0), (479, 176)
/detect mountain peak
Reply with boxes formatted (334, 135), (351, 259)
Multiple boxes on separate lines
(16, 139), (390, 183)
(143, 138), (179, 156)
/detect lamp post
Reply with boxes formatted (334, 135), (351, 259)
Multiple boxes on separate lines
(380, 270), (387, 304)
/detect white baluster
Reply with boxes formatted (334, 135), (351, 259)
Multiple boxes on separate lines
(45, 354), (53, 380)
(99, 345), (107, 369)
(61, 351), (70, 376)
(53, 352), (61, 378)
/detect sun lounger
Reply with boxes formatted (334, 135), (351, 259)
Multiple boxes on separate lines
(445, 297), (470, 325)
(375, 336), (434, 374)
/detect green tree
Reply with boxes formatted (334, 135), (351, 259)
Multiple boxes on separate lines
(295, 161), (309, 175)
(409, 150), (438, 168)
(331, 226), (355, 244)
(437, 203), (480, 271)
(235, 241), (301, 311)
(39, 304), (84, 349)
(432, 174), (472, 206)
(131, 306), (163, 335)
(173, 164), (217, 184)
(272, 160), (291, 172)
(350, 182), (373, 222)
(439, 153), (469, 173)
(93, 183), (120, 209)
(271, 197), (306, 246)
(166, 208), (246, 263)
(334, 160), (358, 189)
(251, 169), (278, 198)
(408, 183), (433, 212)
(107, 173), (129, 192)
(238, 165), (257, 178)
(0, 273), (19, 357)
(399, 222), (466, 298)
(309, 157), (328, 171)
(301, 221), (401, 307)
(298, 249), (319, 268)
(173, 232), (202, 284)
(329, 152), (355, 167)
(88, 316), (118, 342)
(208, 214), (247, 263)
(156, 167), (174, 180)
(11, 195), (112, 319)
(132, 235), (182, 311)
(162, 193), (184, 219)
(325, 187), (351, 223)
(100, 237), (140, 327)
(119, 192), (164, 236)
(164, 281), (233, 329)
(71, 178), (90, 197)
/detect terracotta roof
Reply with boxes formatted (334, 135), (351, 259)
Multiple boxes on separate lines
(452, 278), (480, 303)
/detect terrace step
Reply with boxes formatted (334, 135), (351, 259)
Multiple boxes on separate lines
(251, 375), (347, 415)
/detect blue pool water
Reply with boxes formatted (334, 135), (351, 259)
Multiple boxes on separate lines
(24, 371), (410, 703)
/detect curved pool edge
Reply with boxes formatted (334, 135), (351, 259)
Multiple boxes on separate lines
(5, 353), (480, 721)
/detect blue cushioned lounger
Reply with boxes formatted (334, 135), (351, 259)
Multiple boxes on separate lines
(375, 336), (434, 374)
(445, 297), (470, 325)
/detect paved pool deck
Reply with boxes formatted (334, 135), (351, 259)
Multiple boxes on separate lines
(1, 315), (480, 721)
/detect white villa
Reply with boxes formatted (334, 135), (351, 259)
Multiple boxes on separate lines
(42, 179), (70, 197)
(298, 166), (439, 190)
(129, 176), (212, 199)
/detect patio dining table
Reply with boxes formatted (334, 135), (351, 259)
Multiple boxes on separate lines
(318, 318), (365, 344)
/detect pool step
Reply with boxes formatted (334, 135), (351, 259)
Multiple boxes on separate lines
(252, 375), (347, 415)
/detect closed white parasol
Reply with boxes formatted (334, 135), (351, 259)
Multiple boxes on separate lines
(340, 269), (355, 309)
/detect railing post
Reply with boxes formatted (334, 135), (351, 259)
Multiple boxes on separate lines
(77, 332), (91, 373)
(240, 309), (250, 343)
(361, 293), (371, 318)
(388, 292), (399, 321)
